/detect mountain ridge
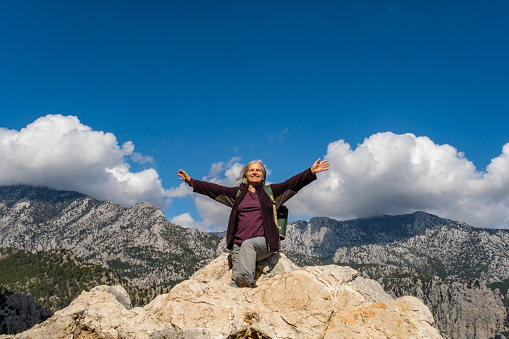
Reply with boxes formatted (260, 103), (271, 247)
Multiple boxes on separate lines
(2, 184), (509, 338)
(0, 185), (222, 287)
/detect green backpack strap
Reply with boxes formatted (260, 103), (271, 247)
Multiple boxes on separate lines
(263, 185), (288, 240)
(263, 185), (275, 204)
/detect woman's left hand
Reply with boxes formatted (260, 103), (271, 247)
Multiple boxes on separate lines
(311, 158), (330, 174)
(178, 169), (191, 184)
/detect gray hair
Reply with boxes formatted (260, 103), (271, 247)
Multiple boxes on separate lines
(237, 160), (267, 185)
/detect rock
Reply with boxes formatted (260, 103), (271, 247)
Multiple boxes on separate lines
(89, 285), (132, 310)
(354, 265), (507, 339)
(4, 253), (441, 338)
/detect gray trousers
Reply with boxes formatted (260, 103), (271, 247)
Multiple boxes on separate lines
(231, 236), (272, 286)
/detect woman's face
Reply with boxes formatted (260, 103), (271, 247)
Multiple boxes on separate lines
(246, 163), (263, 186)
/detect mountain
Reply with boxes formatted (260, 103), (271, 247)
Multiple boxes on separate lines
(0, 292), (51, 336)
(282, 213), (509, 283)
(282, 212), (469, 258)
(0, 185), (222, 288)
(2, 184), (509, 338)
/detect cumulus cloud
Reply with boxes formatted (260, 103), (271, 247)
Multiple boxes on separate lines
(288, 132), (509, 228)
(165, 182), (193, 199)
(0, 114), (169, 208)
(169, 212), (207, 230)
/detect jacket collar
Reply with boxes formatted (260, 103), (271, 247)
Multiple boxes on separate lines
(240, 182), (264, 191)
(254, 182), (264, 190)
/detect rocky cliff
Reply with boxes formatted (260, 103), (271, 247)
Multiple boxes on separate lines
(353, 264), (506, 339)
(282, 213), (509, 284)
(0, 185), (221, 287)
(1, 253), (441, 339)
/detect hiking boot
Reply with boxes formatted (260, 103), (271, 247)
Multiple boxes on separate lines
(235, 275), (253, 288)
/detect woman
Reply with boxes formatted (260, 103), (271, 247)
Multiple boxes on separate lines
(178, 158), (329, 288)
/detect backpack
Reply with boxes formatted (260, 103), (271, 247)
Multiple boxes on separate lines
(236, 186), (288, 240)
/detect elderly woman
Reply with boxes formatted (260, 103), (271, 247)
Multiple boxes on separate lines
(178, 158), (329, 288)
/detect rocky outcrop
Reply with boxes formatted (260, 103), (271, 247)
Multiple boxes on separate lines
(354, 265), (507, 339)
(2, 254), (441, 339)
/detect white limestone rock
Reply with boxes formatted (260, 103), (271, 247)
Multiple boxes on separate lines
(4, 253), (441, 339)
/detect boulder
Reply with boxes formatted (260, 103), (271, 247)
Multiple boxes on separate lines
(2, 253), (441, 338)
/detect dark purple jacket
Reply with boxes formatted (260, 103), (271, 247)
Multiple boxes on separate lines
(191, 168), (317, 252)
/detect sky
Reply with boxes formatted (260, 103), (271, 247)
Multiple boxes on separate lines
(1, 1), (509, 230)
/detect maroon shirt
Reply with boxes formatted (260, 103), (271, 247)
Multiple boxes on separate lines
(235, 191), (264, 245)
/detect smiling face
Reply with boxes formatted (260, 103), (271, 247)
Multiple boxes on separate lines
(246, 162), (264, 186)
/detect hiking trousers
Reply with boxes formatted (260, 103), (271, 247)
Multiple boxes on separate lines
(231, 236), (272, 286)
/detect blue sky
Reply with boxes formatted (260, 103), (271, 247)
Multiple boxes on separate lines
(1, 1), (509, 230)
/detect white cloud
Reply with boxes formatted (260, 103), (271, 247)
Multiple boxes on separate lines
(170, 210), (228, 233)
(277, 128), (288, 142)
(22, 115), (509, 231)
(166, 182), (193, 198)
(194, 195), (231, 231)
(130, 151), (154, 165)
(170, 213), (200, 229)
(0, 114), (169, 208)
(288, 132), (509, 228)
(203, 157), (243, 184)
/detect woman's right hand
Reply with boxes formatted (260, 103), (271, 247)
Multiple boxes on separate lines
(311, 158), (330, 174)
(178, 169), (191, 184)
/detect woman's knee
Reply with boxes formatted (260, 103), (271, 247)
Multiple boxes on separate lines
(256, 251), (271, 262)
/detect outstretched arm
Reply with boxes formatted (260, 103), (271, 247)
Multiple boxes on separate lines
(178, 169), (191, 184)
(311, 158), (330, 174)
(178, 169), (237, 207)
(270, 159), (328, 206)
